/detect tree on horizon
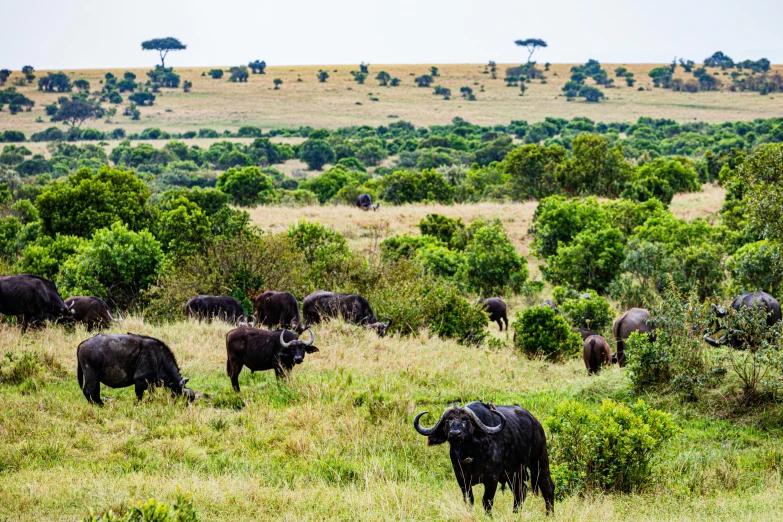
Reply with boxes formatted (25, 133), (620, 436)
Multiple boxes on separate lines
(515, 38), (548, 63)
(141, 37), (187, 68)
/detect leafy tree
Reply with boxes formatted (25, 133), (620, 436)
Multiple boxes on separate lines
(727, 240), (783, 295)
(648, 67), (672, 88)
(703, 51), (734, 69)
(625, 75), (636, 87)
(299, 165), (362, 203)
(128, 91), (155, 106)
(515, 38), (548, 63)
(141, 37), (187, 67)
(0, 69), (10, 86)
(248, 60), (266, 74)
(317, 70), (329, 82)
(38, 72), (72, 92)
(273, 78), (283, 89)
(155, 197), (212, 256)
(382, 169), (454, 204)
(376, 71), (391, 86)
(735, 144), (783, 243)
(36, 166), (154, 238)
(351, 71), (367, 84)
(216, 166), (277, 206)
(21, 65), (35, 82)
(502, 143), (567, 200)
(17, 234), (87, 281)
(51, 96), (100, 127)
(209, 69), (224, 79)
(543, 226), (625, 293)
(579, 85), (604, 102)
(512, 306), (581, 361)
(298, 138), (335, 170)
(459, 220), (528, 295)
(182, 80), (192, 92)
(229, 66), (249, 83)
(58, 222), (164, 308)
(390, 77), (401, 87)
(430, 66), (439, 77)
(555, 134), (631, 197)
(418, 214), (465, 246)
(73, 79), (90, 93)
(414, 75), (433, 87)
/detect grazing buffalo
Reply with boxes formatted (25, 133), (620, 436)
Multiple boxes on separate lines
(0, 274), (71, 332)
(65, 296), (122, 331)
(302, 290), (391, 337)
(704, 291), (782, 349)
(542, 300), (561, 315)
(254, 291), (303, 332)
(572, 327), (598, 341)
(612, 307), (653, 367)
(355, 193), (379, 211)
(479, 298), (509, 331)
(583, 335), (612, 375)
(185, 295), (249, 324)
(225, 327), (318, 391)
(77, 333), (195, 405)
(414, 402), (555, 515)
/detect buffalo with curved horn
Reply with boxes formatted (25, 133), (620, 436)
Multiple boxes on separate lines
(303, 290), (391, 337)
(704, 291), (781, 349)
(225, 326), (319, 391)
(414, 401), (554, 515)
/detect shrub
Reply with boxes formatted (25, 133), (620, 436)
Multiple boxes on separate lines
(727, 240), (783, 295)
(380, 233), (445, 262)
(82, 492), (199, 522)
(418, 213), (465, 246)
(287, 220), (355, 290)
(216, 166), (277, 206)
(17, 234), (87, 280)
(209, 69), (224, 79)
(415, 244), (466, 279)
(458, 220), (528, 295)
(0, 130), (25, 143)
(58, 222), (164, 308)
(382, 169), (454, 204)
(511, 306), (581, 361)
(530, 196), (609, 259)
(422, 282), (488, 345)
(299, 138), (335, 170)
(558, 289), (615, 333)
(155, 197), (212, 257)
(299, 165), (363, 204)
(277, 189), (319, 207)
(502, 143), (566, 200)
(543, 226), (625, 293)
(546, 399), (679, 497)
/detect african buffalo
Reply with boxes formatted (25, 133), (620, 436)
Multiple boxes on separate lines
(612, 307), (653, 367)
(583, 335), (612, 375)
(65, 296), (122, 331)
(479, 298), (509, 331)
(302, 290), (391, 337)
(414, 402), (554, 515)
(0, 274), (71, 332)
(542, 300), (561, 315)
(356, 193), (379, 211)
(185, 295), (249, 324)
(225, 327), (318, 391)
(704, 291), (782, 349)
(254, 291), (303, 332)
(572, 327), (598, 341)
(77, 333), (195, 405)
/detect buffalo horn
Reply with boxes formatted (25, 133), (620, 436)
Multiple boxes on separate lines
(463, 407), (506, 434)
(413, 410), (447, 436)
(303, 327), (314, 346)
(280, 330), (293, 348)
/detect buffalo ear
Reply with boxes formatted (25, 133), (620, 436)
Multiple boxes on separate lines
(305, 345), (319, 354)
(427, 421), (448, 446)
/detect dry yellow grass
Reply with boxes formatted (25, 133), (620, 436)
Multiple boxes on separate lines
(3, 63), (782, 136)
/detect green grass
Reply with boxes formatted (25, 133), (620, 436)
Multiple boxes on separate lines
(1, 318), (783, 521)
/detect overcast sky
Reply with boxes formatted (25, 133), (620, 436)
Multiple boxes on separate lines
(3, 0), (782, 70)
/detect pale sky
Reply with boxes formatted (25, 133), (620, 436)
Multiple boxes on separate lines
(2, 0), (782, 70)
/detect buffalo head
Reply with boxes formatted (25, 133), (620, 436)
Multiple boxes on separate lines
(414, 405), (506, 445)
(364, 317), (392, 338)
(279, 328), (319, 365)
(165, 376), (195, 402)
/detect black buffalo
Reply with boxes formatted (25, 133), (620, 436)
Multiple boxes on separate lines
(65, 296), (122, 331)
(0, 274), (71, 332)
(542, 300), (561, 315)
(185, 295), (249, 324)
(414, 402), (554, 515)
(77, 333), (195, 405)
(302, 290), (391, 337)
(225, 327), (318, 391)
(572, 327), (598, 341)
(479, 298), (509, 331)
(254, 291), (303, 332)
(583, 334), (612, 375)
(613, 307), (654, 367)
(704, 291), (782, 349)
(356, 193), (379, 211)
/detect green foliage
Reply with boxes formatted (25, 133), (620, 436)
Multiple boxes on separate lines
(51, 96), (100, 127)
(555, 134), (632, 197)
(228, 66), (249, 83)
(155, 197), (212, 257)
(421, 282), (488, 346)
(208, 69), (223, 79)
(382, 169), (454, 204)
(531, 196), (608, 259)
(82, 492), (199, 522)
(414, 244), (465, 279)
(546, 399), (679, 497)
(557, 290), (615, 333)
(287, 220), (355, 290)
(17, 234), (87, 280)
(417, 214), (464, 247)
(502, 143), (566, 200)
(36, 166), (154, 238)
(511, 306), (581, 361)
(380, 233), (445, 262)
(58, 222), (164, 308)
(141, 37), (187, 68)
(299, 165), (364, 204)
(298, 138), (335, 170)
(727, 240), (782, 295)
(216, 166), (276, 206)
(543, 226), (625, 293)
(737, 144), (783, 243)
(637, 157), (701, 193)
(626, 288), (722, 400)
(458, 220), (528, 295)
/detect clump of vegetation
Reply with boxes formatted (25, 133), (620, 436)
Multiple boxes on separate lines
(547, 398), (679, 497)
(511, 306), (581, 361)
(82, 492), (198, 522)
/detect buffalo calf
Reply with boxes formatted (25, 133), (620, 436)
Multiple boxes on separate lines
(65, 296), (121, 331)
(479, 298), (509, 331)
(583, 335), (612, 374)
(185, 295), (248, 324)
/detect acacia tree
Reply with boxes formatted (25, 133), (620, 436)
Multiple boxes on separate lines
(141, 37), (186, 67)
(51, 96), (100, 127)
(376, 71), (391, 86)
(515, 38), (548, 63)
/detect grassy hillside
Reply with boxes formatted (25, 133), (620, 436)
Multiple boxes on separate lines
(2, 318), (783, 522)
(3, 63), (783, 136)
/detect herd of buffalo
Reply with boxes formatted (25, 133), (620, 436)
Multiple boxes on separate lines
(2, 271), (782, 515)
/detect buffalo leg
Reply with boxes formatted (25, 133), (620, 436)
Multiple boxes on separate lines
(229, 362), (242, 392)
(456, 474), (474, 506)
(503, 316), (509, 332)
(496, 319), (504, 331)
(530, 452), (555, 515)
(134, 379), (149, 401)
(81, 366), (104, 406)
(512, 473), (527, 512)
(482, 480), (498, 513)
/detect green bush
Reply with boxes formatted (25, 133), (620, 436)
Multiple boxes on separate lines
(58, 222), (164, 308)
(502, 143), (566, 201)
(530, 196), (608, 259)
(17, 234), (87, 280)
(277, 189), (319, 207)
(298, 138), (335, 170)
(558, 289), (615, 333)
(421, 282), (488, 346)
(299, 165), (364, 204)
(727, 240), (782, 295)
(382, 169), (454, 204)
(380, 233), (445, 262)
(458, 220), (528, 295)
(287, 220), (356, 290)
(82, 492), (199, 522)
(418, 213), (464, 246)
(415, 243), (465, 279)
(216, 166), (277, 206)
(511, 306), (581, 361)
(546, 398), (679, 497)
(155, 197), (212, 257)
(543, 226), (625, 293)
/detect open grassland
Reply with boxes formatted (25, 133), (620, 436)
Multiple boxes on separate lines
(3, 63), (783, 136)
(2, 318), (783, 522)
